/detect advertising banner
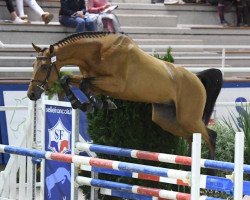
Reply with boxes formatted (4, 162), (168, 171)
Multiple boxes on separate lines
(44, 102), (73, 200)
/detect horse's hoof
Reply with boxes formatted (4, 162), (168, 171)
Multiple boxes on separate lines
(106, 99), (117, 110)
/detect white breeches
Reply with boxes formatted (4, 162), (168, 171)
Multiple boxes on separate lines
(16, 0), (44, 17)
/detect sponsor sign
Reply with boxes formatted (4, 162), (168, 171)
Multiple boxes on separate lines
(44, 104), (73, 200)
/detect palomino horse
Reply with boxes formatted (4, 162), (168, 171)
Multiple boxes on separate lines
(27, 32), (222, 160)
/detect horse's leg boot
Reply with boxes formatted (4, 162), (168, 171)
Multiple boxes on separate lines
(60, 76), (94, 112)
(80, 78), (117, 110)
(80, 78), (99, 104)
(80, 77), (94, 94)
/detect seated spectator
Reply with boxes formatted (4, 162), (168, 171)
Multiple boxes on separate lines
(59, 0), (95, 32)
(16, 0), (54, 24)
(4, 0), (26, 23)
(5, 0), (53, 24)
(85, 0), (121, 32)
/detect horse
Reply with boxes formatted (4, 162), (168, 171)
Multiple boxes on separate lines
(27, 32), (223, 161)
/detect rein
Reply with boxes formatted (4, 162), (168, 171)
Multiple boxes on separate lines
(31, 55), (59, 91)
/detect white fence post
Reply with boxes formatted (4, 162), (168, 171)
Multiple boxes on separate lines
(234, 132), (245, 200)
(191, 133), (201, 200)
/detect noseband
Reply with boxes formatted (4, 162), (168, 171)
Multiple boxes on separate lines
(31, 55), (59, 91)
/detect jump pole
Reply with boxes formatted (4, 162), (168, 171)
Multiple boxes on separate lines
(0, 144), (190, 180)
(80, 165), (250, 195)
(76, 176), (225, 200)
(76, 142), (250, 174)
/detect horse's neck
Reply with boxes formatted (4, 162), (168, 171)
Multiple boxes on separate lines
(55, 44), (88, 69)
(55, 35), (124, 69)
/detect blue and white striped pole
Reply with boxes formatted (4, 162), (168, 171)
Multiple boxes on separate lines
(76, 141), (250, 174)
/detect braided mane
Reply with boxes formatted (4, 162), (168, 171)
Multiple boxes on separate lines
(53, 32), (121, 47)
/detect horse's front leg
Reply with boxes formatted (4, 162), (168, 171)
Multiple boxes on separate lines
(61, 75), (116, 111)
(80, 78), (117, 110)
(59, 75), (94, 112)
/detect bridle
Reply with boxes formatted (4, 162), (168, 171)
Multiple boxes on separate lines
(31, 54), (59, 91)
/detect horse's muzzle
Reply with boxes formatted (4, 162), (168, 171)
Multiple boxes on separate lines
(27, 90), (42, 101)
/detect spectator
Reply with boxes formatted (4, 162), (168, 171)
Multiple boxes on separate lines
(59, 0), (95, 33)
(16, 0), (54, 24)
(217, 0), (230, 26)
(85, 0), (121, 32)
(235, 0), (248, 26)
(4, 0), (26, 23)
(218, 0), (248, 27)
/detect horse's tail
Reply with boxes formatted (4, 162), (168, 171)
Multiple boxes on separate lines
(197, 68), (222, 169)
(196, 68), (223, 125)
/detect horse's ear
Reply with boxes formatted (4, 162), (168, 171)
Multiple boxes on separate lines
(32, 43), (42, 52)
(49, 45), (54, 54)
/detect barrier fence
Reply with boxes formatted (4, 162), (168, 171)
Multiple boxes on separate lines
(0, 133), (246, 200)
(0, 100), (248, 200)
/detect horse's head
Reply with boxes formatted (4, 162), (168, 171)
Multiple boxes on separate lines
(27, 43), (59, 101)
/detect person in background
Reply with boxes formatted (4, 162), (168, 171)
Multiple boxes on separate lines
(235, 0), (248, 27)
(217, 0), (231, 26)
(4, 0), (26, 23)
(218, 0), (248, 27)
(59, 0), (95, 33)
(16, 0), (54, 24)
(85, 0), (121, 32)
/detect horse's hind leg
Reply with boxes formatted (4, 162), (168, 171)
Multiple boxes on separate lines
(207, 127), (217, 158)
(152, 103), (190, 141)
(152, 103), (193, 172)
(175, 93), (216, 161)
(176, 99), (217, 176)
